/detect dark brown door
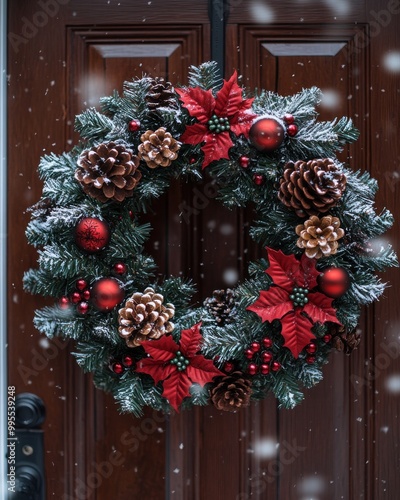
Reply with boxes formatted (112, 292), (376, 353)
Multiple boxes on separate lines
(8, 1), (400, 499)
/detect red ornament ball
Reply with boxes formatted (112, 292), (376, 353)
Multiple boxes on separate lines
(77, 301), (89, 314)
(262, 351), (273, 363)
(287, 124), (298, 137)
(75, 217), (111, 254)
(245, 348), (254, 360)
(318, 267), (349, 298)
(76, 279), (87, 291)
(306, 343), (317, 354)
(306, 356), (316, 364)
(239, 155), (250, 168)
(249, 116), (285, 152)
(91, 278), (125, 311)
(253, 174), (264, 186)
(262, 337), (272, 349)
(122, 355), (134, 368)
(283, 113), (295, 125)
(189, 157), (197, 164)
(70, 291), (81, 304)
(113, 262), (127, 275)
(260, 363), (270, 375)
(128, 119), (141, 132)
(271, 361), (281, 372)
(223, 361), (235, 373)
(247, 363), (258, 376)
(82, 289), (91, 301)
(251, 341), (261, 353)
(58, 296), (70, 309)
(323, 334), (332, 343)
(112, 362), (124, 375)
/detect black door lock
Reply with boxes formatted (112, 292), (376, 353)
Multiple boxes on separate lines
(8, 393), (46, 500)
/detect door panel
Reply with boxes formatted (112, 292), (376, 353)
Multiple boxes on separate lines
(7, 1), (399, 499)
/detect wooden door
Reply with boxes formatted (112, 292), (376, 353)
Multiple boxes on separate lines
(7, 1), (400, 499)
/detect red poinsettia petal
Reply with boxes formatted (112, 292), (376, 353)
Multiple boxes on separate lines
(265, 247), (300, 292)
(180, 123), (209, 145)
(304, 292), (342, 325)
(179, 322), (203, 358)
(200, 131), (233, 169)
(246, 288), (293, 322)
(187, 355), (224, 386)
(176, 87), (215, 123)
(136, 359), (176, 385)
(162, 369), (192, 412)
(140, 335), (178, 361)
(280, 310), (316, 358)
(298, 253), (320, 289)
(230, 110), (257, 138)
(214, 71), (245, 117)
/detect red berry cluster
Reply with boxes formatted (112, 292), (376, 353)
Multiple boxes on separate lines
(110, 355), (136, 375)
(283, 113), (298, 137)
(245, 337), (281, 376)
(59, 279), (91, 314)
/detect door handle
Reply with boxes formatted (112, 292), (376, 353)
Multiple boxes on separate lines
(8, 393), (46, 500)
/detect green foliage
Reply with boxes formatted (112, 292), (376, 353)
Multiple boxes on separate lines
(188, 61), (223, 93)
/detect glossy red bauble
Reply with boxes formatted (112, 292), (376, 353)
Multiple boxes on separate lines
(70, 291), (81, 304)
(318, 267), (349, 298)
(251, 341), (261, 353)
(306, 356), (316, 364)
(223, 361), (235, 373)
(249, 116), (285, 152)
(74, 217), (111, 254)
(91, 278), (125, 312)
(58, 296), (70, 309)
(82, 289), (91, 301)
(306, 343), (317, 354)
(128, 119), (141, 132)
(323, 334), (332, 343)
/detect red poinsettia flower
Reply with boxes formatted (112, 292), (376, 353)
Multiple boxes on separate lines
(136, 322), (224, 412)
(247, 247), (342, 358)
(176, 72), (256, 169)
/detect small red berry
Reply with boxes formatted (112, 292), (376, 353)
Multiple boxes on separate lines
(261, 351), (273, 363)
(262, 337), (273, 349)
(76, 279), (87, 291)
(283, 113), (295, 124)
(323, 334), (332, 343)
(122, 355), (134, 368)
(245, 348), (255, 360)
(70, 291), (81, 304)
(223, 362), (235, 373)
(306, 343), (317, 354)
(239, 155), (250, 168)
(253, 174), (264, 186)
(247, 363), (258, 376)
(306, 356), (316, 364)
(112, 362), (124, 374)
(58, 296), (70, 309)
(287, 124), (298, 137)
(128, 119), (140, 132)
(82, 289), (91, 301)
(271, 361), (281, 372)
(113, 262), (127, 275)
(251, 342), (261, 353)
(260, 363), (270, 375)
(77, 301), (89, 314)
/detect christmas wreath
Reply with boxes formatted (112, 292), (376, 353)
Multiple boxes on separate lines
(24, 62), (398, 415)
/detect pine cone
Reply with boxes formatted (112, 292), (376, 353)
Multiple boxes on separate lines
(138, 127), (181, 168)
(278, 159), (347, 217)
(211, 372), (252, 412)
(118, 287), (175, 347)
(329, 325), (361, 354)
(296, 215), (345, 259)
(204, 289), (236, 326)
(146, 77), (177, 111)
(75, 142), (141, 203)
